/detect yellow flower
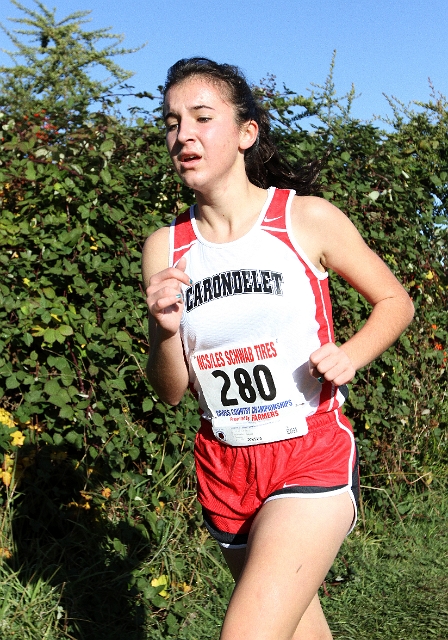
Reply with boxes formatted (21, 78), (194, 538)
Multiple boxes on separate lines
(23, 277), (31, 285)
(155, 500), (166, 514)
(0, 408), (15, 428)
(29, 422), (43, 432)
(0, 547), (12, 559)
(101, 487), (111, 499)
(10, 431), (25, 447)
(172, 581), (193, 593)
(1, 471), (12, 487)
(151, 575), (169, 597)
(425, 271), (434, 280)
(365, 423), (370, 430)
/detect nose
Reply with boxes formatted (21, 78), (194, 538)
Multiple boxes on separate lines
(176, 119), (196, 144)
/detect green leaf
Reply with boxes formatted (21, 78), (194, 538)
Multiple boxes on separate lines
(109, 208), (123, 221)
(65, 431), (79, 445)
(59, 405), (74, 419)
(113, 538), (126, 554)
(115, 331), (131, 342)
(89, 445), (98, 459)
(6, 374), (20, 389)
(128, 446), (140, 460)
(41, 432), (53, 445)
(53, 433), (64, 445)
(150, 594), (168, 609)
(48, 390), (71, 407)
(45, 379), (61, 395)
(58, 324), (74, 337)
(25, 162), (37, 181)
(100, 139), (115, 153)
(42, 287), (55, 299)
(22, 333), (33, 347)
(110, 378), (126, 390)
(43, 328), (57, 344)
(92, 412), (104, 427)
(100, 168), (111, 184)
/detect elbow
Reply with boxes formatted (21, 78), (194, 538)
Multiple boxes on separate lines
(167, 397), (184, 407)
(146, 380), (186, 407)
(145, 365), (187, 406)
(158, 390), (186, 406)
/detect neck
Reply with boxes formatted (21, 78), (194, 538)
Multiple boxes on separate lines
(194, 179), (268, 243)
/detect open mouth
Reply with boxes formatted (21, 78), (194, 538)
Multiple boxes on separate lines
(179, 153), (201, 164)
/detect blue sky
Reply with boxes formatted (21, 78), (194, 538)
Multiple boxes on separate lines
(1, 0), (447, 122)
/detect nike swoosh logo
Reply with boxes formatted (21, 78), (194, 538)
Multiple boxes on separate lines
(283, 482), (300, 488)
(264, 216), (282, 223)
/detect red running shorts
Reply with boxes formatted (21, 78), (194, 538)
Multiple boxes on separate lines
(194, 409), (359, 548)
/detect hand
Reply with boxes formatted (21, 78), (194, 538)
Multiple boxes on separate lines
(146, 257), (191, 336)
(309, 342), (356, 386)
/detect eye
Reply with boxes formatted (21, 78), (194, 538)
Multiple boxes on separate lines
(166, 122), (178, 132)
(197, 116), (211, 123)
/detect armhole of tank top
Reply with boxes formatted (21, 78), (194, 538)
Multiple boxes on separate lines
(285, 192), (328, 281)
(169, 205), (196, 267)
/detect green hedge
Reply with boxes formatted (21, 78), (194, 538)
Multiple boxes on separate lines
(0, 85), (447, 512)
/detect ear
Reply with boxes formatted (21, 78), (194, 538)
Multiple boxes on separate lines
(239, 120), (259, 151)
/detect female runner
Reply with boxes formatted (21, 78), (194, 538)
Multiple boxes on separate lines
(142, 58), (414, 640)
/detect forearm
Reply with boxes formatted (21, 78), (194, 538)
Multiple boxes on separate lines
(310, 290), (414, 386)
(339, 292), (415, 371)
(146, 326), (189, 405)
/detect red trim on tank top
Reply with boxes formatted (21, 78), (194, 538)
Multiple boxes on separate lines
(171, 208), (197, 266)
(260, 189), (339, 413)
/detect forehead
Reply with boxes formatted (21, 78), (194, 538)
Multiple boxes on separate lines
(163, 76), (232, 115)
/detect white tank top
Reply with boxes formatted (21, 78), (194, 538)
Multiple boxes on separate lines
(169, 188), (346, 441)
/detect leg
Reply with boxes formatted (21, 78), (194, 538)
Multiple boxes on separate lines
(291, 594), (332, 640)
(221, 549), (331, 639)
(219, 492), (353, 640)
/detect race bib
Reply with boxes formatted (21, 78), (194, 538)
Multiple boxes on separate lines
(191, 338), (308, 446)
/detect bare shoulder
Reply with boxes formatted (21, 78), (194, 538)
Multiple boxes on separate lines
(290, 195), (357, 272)
(291, 195), (407, 306)
(291, 195), (354, 234)
(141, 226), (170, 288)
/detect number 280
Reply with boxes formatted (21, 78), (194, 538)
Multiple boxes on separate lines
(211, 365), (276, 405)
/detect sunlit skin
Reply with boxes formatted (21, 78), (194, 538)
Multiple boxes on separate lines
(164, 78), (255, 198)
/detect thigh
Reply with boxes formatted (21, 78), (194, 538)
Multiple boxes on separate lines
(220, 492), (354, 640)
(220, 551), (332, 640)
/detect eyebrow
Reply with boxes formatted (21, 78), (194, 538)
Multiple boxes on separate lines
(164, 104), (215, 122)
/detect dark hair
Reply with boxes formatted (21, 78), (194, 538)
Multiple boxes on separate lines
(163, 57), (320, 194)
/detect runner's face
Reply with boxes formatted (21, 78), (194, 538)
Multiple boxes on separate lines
(164, 77), (250, 193)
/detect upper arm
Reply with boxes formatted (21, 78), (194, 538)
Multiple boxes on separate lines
(292, 196), (409, 307)
(141, 226), (170, 343)
(141, 226), (170, 289)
